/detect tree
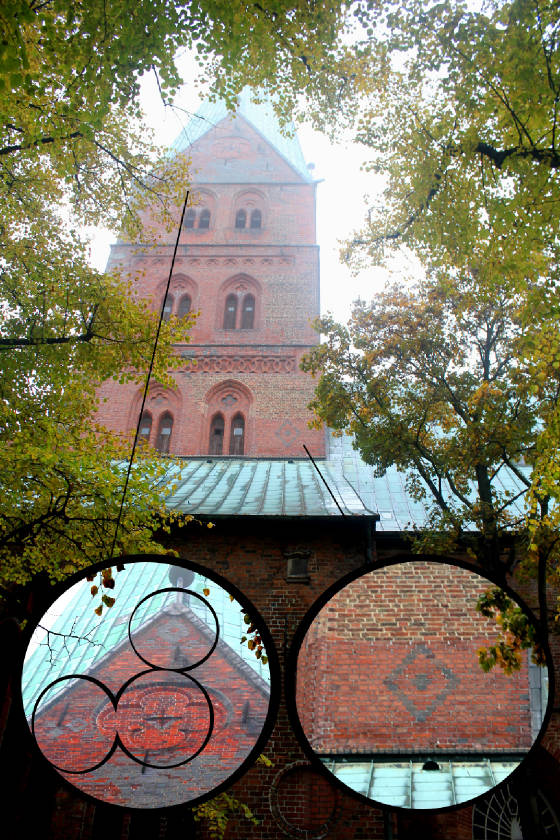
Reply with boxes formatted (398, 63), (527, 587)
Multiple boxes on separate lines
(301, 275), (557, 663)
(300, 0), (560, 665)
(0, 0), (356, 618)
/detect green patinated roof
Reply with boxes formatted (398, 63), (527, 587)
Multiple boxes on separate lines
(22, 561), (270, 718)
(323, 757), (522, 809)
(170, 87), (313, 182)
(161, 432), (532, 529)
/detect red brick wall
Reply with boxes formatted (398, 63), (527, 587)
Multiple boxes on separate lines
(95, 112), (324, 458)
(33, 608), (269, 809)
(297, 561), (533, 755)
(14, 526), (560, 839)
(167, 519), (388, 839)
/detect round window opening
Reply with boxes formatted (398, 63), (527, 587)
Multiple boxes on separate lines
(269, 762), (340, 838)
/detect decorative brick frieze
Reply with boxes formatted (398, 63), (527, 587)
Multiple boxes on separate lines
(179, 355), (296, 374)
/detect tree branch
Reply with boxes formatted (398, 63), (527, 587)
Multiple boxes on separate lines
(0, 131), (83, 157)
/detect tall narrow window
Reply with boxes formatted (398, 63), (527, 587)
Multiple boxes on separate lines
(162, 294), (174, 321)
(139, 412), (152, 444)
(235, 209), (247, 229)
(177, 294), (191, 319)
(241, 294), (255, 329)
(250, 209), (262, 229)
(229, 414), (245, 455)
(209, 414), (225, 455)
(198, 209), (211, 229)
(155, 412), (173, 453)
(223, 294), (238, 330)
(184, 209), (196, 229)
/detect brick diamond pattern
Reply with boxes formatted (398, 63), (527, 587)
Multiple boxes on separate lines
(383, 643), (460, 723)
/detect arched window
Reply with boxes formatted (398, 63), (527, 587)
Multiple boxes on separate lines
(139, 412), (152, 443)
(162, 294), (174, 322)
(235, 209), (247, 229)
(198, 209), (211, 229)
(177, 294), (191, 319)
(250, 209), (262, 229)
(223, 294), (238, 330)
(155, 412), (173, 453)
(209, 413), (225, 455)
(229, 414), (245, 455)
(240, 294), (255, 329)
(184, 209), (196, 229)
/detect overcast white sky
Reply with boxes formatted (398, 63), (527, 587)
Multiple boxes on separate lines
(89, 50), (412, 325)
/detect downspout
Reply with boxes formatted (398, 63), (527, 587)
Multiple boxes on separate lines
(383, 809), (394, 840)
(365, 514), (378, 564)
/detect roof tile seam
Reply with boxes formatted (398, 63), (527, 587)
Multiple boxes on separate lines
(181, 461), (222, 512)
(166, 459), (210, 506)
(234, 460), (260, 514)
(307, 457), (338, 515)
(257, 460), (273, 515)
(192, 462), (236, 512)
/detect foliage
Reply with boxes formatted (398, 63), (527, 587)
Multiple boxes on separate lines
(193, 756), (273, 839)
(194, 791), (258, 840)
(476, 586), (546, 674)
(0, 0), (357, 616)
(301, 275), (559, 665)
(328, 0), (560, 542)
(301, 0), (560, 666)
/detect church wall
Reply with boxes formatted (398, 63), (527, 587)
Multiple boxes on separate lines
(5, 522), (560, 839)
(94, 108), (325, 459)
(167, 517), (389, 839)
(296, 562), (533, 755)
(164, 523), (558, 840)
(31, 609), (269, 810)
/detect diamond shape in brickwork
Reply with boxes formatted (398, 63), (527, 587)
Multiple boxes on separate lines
(275, 421), (299, 447)
(383, 643), (460, 722)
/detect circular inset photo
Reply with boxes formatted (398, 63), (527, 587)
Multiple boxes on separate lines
(21, 556), (278, 809)
(289, 558), (551, 811)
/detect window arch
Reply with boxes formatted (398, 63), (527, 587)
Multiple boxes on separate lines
(240, 294), (255, 329)
(223, 294), (238, 330)
(177, 294), (191, 319)
(139, 412), (152, 443)
(204, 381), (252, 457)
(155, 412), (173, 453)
(233, 190), (265, 232)
(184, 209), (196, 229)
(209, 413), (225, 455)
(219, 276), (260, 331)
(162, 294), (174, 322)
(229, 414), (245, 455)
(198, 208), (211, 229)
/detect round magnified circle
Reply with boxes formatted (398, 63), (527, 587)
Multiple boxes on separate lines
(21, 555), (279, 810)
(288, 557), (552, 812)
(115, 669), (214, 769)
(128, 588), (219, 671)
(32, 675), (117, 774)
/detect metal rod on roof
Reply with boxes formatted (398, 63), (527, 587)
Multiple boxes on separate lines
(303, 444), (346, 517)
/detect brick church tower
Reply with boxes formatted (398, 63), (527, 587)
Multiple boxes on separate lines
(95, 89), (325, 459)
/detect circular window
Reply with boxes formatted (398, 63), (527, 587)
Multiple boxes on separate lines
(269, 761), (339, 838)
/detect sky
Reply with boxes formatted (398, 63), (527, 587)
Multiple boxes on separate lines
(88, 50), (414, 326)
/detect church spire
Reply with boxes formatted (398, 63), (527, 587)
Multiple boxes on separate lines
(171, 87), (313, 182)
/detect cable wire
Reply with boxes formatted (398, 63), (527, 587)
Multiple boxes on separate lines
(107, 189), (191, 564)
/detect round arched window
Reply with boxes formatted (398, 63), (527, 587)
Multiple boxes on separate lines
(155, 412), (173, 453)
(209, 414), (225, 455)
